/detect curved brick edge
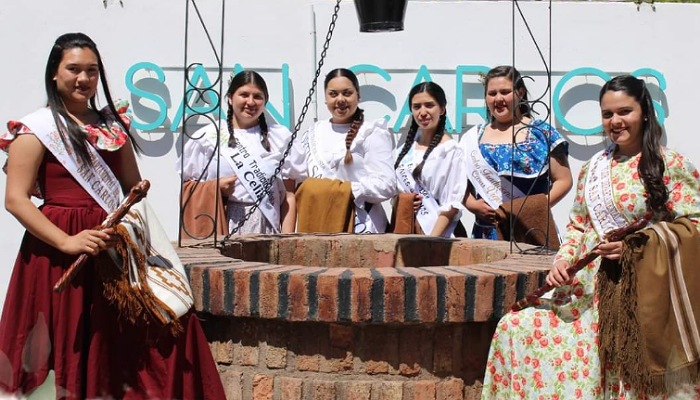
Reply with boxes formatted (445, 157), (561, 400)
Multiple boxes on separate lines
(218, 370), (479, 400)
(178, 236), (554, 323)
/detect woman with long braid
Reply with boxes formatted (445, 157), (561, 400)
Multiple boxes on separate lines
(393, 82), (467, 237)
(460, 65), (572, 246)
(180, 70), (296, 236)
(288, 68), (396, 233)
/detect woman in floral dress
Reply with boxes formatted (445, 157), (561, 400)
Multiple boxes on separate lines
(481, 75), (700, 400)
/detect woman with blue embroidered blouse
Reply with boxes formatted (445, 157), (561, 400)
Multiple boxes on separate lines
(460, 65), (572, 244)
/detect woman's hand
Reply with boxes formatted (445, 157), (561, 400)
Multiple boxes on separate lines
(413, 193), (423, 211)
(59, 228), (115, 256)
(471, 199), (497, 223)
(546, 260), (572, 287)
(219, 175), (237, 198)
(593, 240), (623, 261)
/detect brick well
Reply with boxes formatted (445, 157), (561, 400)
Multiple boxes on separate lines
(177, 234), (554, 400)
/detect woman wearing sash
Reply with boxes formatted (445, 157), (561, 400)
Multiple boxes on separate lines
(481, 75), (700, 399)
(0, 33), (224, 398)
(180, 70), (295, 236)
(393, 82), (467, 237)
(288, 68), (396, 233)
(460, 65), (572, 245)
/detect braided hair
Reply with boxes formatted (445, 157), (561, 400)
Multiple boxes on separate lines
(394, 82), (448, 182)
(225, 70), (270, 151)
(599, 75), (671, 222)
(324, 68), (364, 164)
(483, 65), (531, 123)
(343, 108), (364, 164)
(45, 33), (137, 166)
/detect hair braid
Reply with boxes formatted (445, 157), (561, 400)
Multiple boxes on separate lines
(258, 114), (271, 151)
(343, 107), (364, 164)
(394, 119), (419, 169)
(412, 114), (446, 181)
(226, 103), (237, 148)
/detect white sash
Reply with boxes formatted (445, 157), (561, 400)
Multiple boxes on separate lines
(303, 123), (336, 179)
(20, 108), (121, 212)
(352, 207), (379, 234)
(204, 126), (281, 233)
(584, 147), (630, 238)
(463, 126), (525, 210)
(396, 160), (457, 238)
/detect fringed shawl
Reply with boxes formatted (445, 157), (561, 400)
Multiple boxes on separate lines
(102, 201), (194, 338)
(598, 217), (700, 395)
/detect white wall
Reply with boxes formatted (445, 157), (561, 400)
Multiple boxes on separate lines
(1, 0), (698, 312)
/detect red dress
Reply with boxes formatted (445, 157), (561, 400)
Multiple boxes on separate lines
(0, 133), (225, 398)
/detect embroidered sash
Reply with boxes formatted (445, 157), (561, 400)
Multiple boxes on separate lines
(396, 160), (457, 237)
(303, 123), (336, 179)
(204, 125), (281, 233)
(20, 108), (121, 212)
(463, 126), (525, 210)
(584, 148), (630, 238)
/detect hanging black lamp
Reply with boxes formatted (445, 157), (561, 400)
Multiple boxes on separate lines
(354, 0), (408, 32)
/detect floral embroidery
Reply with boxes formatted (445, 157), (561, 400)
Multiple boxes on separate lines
(479, 120), (567, 179)
(1, 101), (131, 154)
(472, 120), (568, 239)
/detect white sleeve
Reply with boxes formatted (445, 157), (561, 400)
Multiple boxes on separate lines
(284, 127), (309, 182)
(266, 123), (296, 179)
(351, 123), (398, 205)
(179, 137), (216, 181)
(435, 144), (468, 217)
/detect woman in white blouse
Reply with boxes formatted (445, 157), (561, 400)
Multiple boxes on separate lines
(180, 70), (295, 235)
(393, 82), (467, 237)
(288, 68), (397, 233)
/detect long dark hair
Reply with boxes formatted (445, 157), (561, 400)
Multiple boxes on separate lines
(225, 70), (271, 151)
(483, 65), (531, 122)
(324, 68), (364, 164)
(599, 75), (670, 221)
(46, 32), (133, 165)
(394, 82), (447, 181)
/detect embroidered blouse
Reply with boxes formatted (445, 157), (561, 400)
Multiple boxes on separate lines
(467, 119), (568, 195)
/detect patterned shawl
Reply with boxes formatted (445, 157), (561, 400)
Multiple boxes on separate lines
(598, 217), (700, 395)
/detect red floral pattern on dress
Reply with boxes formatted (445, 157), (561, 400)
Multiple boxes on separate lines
(1, 101), (131, 154)
(482, 148), (700, 400)
(84, 101), (130, 151)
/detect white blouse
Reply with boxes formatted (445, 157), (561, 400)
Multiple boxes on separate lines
(288, 118), (397, 208)
(179, 121), (293, 203)
(395, 135), (468, 217)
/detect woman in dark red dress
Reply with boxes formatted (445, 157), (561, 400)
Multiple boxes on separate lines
(0, 32), (225, 399)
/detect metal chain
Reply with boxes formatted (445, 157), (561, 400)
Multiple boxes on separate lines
(221, 0), (342, 243)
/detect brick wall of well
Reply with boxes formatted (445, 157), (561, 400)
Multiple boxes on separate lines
(177, 234), (555, 400)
